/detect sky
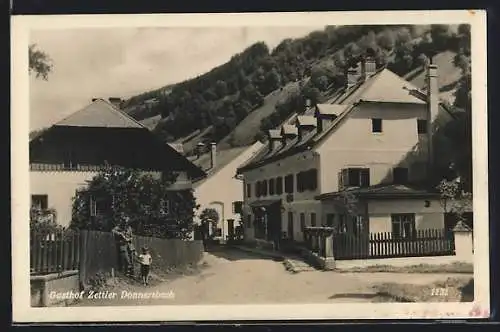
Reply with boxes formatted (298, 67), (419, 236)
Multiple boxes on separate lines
(29, 26), (323, 131)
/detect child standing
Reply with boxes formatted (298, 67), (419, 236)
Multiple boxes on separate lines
(137, 247), (152, 286)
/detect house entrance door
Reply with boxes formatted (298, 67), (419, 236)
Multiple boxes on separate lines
(266, 203), (282, 249)
(227, 219), (234, 241)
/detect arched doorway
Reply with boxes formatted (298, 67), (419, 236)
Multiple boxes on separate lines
(208, 201), (224, 241)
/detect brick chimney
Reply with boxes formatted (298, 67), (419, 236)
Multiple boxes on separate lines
(195, 142), (205, 160)
(364, 56), (377, 79)
(426, 64), (439, 169)
(210, 142), (217, 169)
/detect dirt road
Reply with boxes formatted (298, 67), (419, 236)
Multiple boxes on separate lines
(73, 248), (471, 306)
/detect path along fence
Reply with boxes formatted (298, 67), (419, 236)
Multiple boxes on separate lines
(304, 228), (455, 260)
(30, 229), (204, 286)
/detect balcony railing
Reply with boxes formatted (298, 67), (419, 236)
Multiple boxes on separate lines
(30, 163), (163, 173)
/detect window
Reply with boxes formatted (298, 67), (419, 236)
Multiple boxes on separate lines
(284, 174), (294, 193)
(232, 201), (243, 214)
(246, 215), (252, 228)
(372, 118), (382, 133)
(393, 167), (409, 184)
(296, 173), (304, 192)
(298, 169), (318, 191)
(159, 199), (170, 215)
(326, 214), (335, 227)
(341, 168), (370, 188)
(276, 177), (283, 195)
(308, 169), (318, 190)
(246, 183), (252, 198)
(269, 178), (275, 195)
(417, 119), (428, 134)
(300, 213), (306, 230)
(262, 180), (268, 196)
(31, 195), (48, 210)
(391, 213), (416, 239)
(255, 182), (261, 197)
(310, 213), (317, 227)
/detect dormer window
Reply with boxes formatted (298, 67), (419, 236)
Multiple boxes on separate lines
(372, 118), (382, 133)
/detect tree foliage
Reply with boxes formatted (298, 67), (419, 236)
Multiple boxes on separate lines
(30, 206), (63, 235)
(437, 178), (472, 224)
(125, 24), (463, 148)
(70, 167), (199, 240)
(29, 44), (53, 80)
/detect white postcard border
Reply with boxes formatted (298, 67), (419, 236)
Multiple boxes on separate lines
(11, 10), (489, 322)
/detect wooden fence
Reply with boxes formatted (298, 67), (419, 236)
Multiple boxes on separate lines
(333, 228), (455, 260)
(30, 229), (204, 286)
(30, 230), (80, 274)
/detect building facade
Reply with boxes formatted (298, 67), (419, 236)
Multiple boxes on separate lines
(237, 56), (457, 246)
(192, 141), (264, 243)
(30, 98), (205, 227)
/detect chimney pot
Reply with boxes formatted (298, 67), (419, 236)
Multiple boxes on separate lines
(210, 142), (217, 169)
(426, 64), (439, 170)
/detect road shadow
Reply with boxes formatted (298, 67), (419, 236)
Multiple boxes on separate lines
(205, 245), (283, 262)
(328, 293), (380, 300)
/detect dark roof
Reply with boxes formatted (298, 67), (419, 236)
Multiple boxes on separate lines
(32, 99), (206, 180)
(237, 66), (446, 173)
(315, 184), (441, 200)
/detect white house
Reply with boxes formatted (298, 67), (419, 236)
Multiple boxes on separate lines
(30, 98), (205, 227)
(237, 54), (459, 247)
(190, 141), (264, 242)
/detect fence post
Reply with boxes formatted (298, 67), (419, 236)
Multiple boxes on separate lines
(323, 228), (335, 269)
(79, 230), (88, 290)
(453, 221), (473, 261)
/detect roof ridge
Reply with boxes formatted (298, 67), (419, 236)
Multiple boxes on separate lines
(99, 99), (150, 130)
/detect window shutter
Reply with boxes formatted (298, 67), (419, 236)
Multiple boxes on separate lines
(341, 169), (349, 189)
(360, 169), (370, 187)
(311, 169), (318, 190)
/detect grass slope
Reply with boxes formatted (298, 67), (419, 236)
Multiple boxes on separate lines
(134, 51), (461, 153)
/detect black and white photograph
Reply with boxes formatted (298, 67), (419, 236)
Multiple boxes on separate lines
(11, 11), (489, 322)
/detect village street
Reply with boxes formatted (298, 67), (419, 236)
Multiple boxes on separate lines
(73, 247), (471, 306)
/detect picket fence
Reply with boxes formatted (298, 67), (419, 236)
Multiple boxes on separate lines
(333, 228), (455, 260)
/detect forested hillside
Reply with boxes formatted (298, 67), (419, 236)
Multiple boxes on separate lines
(124, 24), (470, 159)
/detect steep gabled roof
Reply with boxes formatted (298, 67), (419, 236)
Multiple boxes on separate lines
(355, 69), (425, 104)
(237, 66), (430, 173)
(315, 104), (346, 117)
(54, 99), (145, 129)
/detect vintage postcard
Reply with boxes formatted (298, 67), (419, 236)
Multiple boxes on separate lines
(11, 10), (489, 323)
